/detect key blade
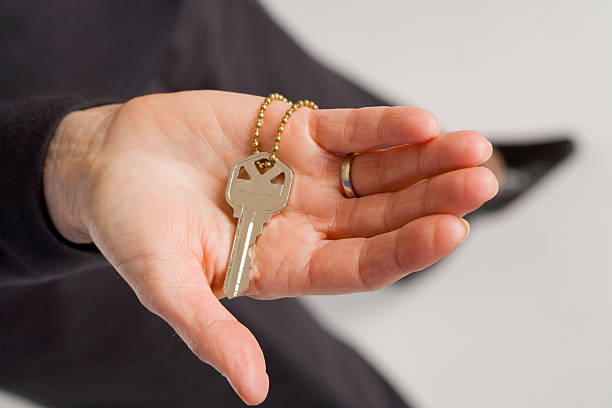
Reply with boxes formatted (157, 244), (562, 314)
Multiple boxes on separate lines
(223, 152), (294, 299)
(223, 206), (258, 299)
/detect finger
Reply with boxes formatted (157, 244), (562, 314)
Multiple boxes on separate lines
(307, 214), (469, 294)
(349, 130), (493, 196)
(118, 256), (269, 405)
(328, 167), (498, 239)
(313, 106), (441, 153)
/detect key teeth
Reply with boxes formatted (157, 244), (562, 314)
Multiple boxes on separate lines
(262, 212), (272, 224)
(236, 279), (250, 298)
(223, 272), (233, 298)
(223, 276), (250, 299)
(223, 243), (253, 299)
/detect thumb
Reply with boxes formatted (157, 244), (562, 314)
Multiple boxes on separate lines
(120, 257), (269, 405)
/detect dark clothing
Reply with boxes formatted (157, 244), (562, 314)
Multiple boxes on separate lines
(0, 1), (408, 407)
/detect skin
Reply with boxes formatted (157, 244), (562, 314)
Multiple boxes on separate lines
(43, 90), (498, 405)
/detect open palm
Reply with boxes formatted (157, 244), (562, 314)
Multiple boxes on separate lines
(78, 90), (497, 404)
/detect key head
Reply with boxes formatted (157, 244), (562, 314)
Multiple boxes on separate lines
(226, 152), (293, 214)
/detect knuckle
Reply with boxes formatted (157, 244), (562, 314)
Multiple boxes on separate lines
(344, 108), (360, 147)
(117, 255), (176, 313)
(357, 240), (387, 290)
(132, 275), (168, 315)
(419, 177), (435, 214)
(119, 94), (158, 116)
(113, 94), (168, 129)
(304, 108), (318, 143)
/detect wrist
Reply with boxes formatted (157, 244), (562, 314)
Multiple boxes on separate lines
(43, 104), (120, 244)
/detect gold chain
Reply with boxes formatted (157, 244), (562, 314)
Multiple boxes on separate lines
(252, 92), (319, 168)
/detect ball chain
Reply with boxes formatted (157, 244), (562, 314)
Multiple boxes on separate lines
(252, 92), (319, 169)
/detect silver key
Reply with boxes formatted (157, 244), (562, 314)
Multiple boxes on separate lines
(223, 152), (293, 298)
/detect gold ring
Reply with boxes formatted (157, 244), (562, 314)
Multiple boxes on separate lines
(340, 153), (359, 198)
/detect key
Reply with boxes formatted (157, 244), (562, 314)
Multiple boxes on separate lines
(223, 152), (293, 298)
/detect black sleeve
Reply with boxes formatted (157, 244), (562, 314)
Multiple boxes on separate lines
(0, 96), (115, 287)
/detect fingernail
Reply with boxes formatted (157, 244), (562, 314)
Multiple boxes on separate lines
(460, 218), (470, 242)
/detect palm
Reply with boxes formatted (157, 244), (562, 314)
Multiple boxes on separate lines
(85, 90), (497, 404)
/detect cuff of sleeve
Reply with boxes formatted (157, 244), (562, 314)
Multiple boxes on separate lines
(0, 95), (122, 286)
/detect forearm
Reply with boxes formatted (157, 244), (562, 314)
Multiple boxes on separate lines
(43, 104), (120, 244)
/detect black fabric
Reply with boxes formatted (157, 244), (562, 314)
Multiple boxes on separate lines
(147, 0), (385, 108)
(0, 1), (408, 407)
(0, 96), (113, 287)
(0, 1), (178, 101)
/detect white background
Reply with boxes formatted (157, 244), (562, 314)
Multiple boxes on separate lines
(2, 1), (611, 407)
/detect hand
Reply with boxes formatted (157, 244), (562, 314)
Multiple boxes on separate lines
(44, 91), (497, 404)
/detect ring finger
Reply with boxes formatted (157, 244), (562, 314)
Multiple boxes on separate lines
(327, 166), (498, 239)
(348, 130), (492, 196)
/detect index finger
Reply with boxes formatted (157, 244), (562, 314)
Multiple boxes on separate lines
(313, 106), (441, 153)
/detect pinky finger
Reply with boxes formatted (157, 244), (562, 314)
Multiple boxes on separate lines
(306, 214), (470, 294)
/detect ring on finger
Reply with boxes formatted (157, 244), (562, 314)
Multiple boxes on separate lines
(340, 152), (359, 198)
